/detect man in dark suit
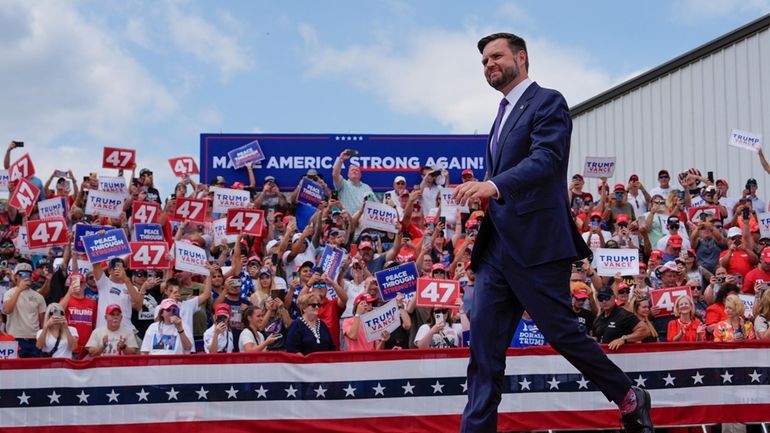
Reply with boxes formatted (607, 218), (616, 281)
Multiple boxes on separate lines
(454, 33), (653, 433)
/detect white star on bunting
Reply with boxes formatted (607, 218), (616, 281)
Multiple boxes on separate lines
(431, 381), (444, 394)
(76, 391), (90, 404)
(314, 385), (327, 398)
(691, 372), (704, 385)
(47, 391), (61, 404)
(255, 385), (268, 399)
(749, 370), (762, 383)
(721, 370), (733, 384)
(17, 392), (30, 406)
(196, 387), (209, 400)
(634, 374), (647, 388)
(166, 387), (179, 401)
(343, 384), (356, 397)
(576, 377), (590, 390)
(402, 382), (415, 395)
(106, 389), (120, 403)
(519, 377), (531, 391)
(285, 385), (298, 398)
(137, 388), (150, 402)
(372, 383), (386, 396)
(547, 377), (560, 390)
(225, 386), (239, 399)
(663, 373), (676, 387)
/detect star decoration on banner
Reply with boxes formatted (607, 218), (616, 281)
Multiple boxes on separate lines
(692, 372), (704, 385)
(343, 384), (356, 397)
(17, 392), (30, 406)
(47, 391), (61, 404)
(196, 387), (209, 400)
(254, 386), (268, 399)
(547, 377), (560, 390)
(634, 374), (647, 388)
(663, 374), (676, 387)
(137, 388), (150, 402)
(285, 385), (298, 399)
(431, 381), (444, 394)
(373, 383), (386, 396)
(461, 380), (468, 393)
(721, 371), (734, 384)
(402, 382), (415, 395)
(76, 391), (89, 404)
(576, 377), (590, 390)
(225, 386), (239, 400)
(106, 389), (120, 403)
(519, 377), (531, 391)
(314, 386), (327, 399)
(166, 388), (179, 401)
(749, 370), (762, 383)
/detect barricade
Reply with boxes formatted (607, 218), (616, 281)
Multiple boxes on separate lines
(1, 342), (769, 432)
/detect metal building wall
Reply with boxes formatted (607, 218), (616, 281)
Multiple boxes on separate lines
(570, 26), (770, 207)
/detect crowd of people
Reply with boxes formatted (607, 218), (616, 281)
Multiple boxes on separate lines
(1, 143), (769, 361)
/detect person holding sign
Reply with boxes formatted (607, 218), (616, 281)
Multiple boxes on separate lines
(332, 149), (375, 214)
(93, 258), (142, 332)
(343, 293), (385, 351)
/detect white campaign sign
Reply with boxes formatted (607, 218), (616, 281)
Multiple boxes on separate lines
(53, 257), (93, 276)
(211, 218), (237, 245)
(37, 197), (67, 220)
(0, 341), (18, 359)
(595, 248), (639, 277)
(583, 156), (616, 179)
(360, 298), (402, 342)
(360, 201), (399, 234)
(13, 226), (49, 255)
(211, 187), (251, 214)
(85, 190), (126, 218)
(98, 176), (128, 195)
(439, 187), (469, 217)
(0, 169), (9, 192)
(174, 241), (209, 276)
(757, 211), (770, 240)
(728, 129), (762, 153)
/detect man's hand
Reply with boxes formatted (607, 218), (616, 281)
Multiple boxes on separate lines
(453, 181), (497, 206)
(339, 150), (351, 161)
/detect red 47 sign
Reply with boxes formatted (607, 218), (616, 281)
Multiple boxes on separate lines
(129, 242), (171, 270)
(650, 286), (692, 316)
(132, 201), (161, 224)
(225, 208), (265, 236)
(9, 153), (36, 182)
(168, 157), (199, 177)
(26, 218), (69, 248)
(9, 178), (40, 214)
(102, 147), (136, 169)
(416, 277), (460, 310)
(174, 197), (208, 223)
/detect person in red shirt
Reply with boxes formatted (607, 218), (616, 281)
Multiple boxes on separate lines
(705, 282), (741, 338)
(58, 273), (97, 358)
(719, 226), (758, 278)
(667, 295), (705, 342)
(742, 247), (770, 294)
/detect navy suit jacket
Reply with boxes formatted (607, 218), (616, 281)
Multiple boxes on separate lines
(471, 82), (591, 270)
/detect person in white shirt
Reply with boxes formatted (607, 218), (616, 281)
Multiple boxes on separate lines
(141, 298), (191, 355)
(383, 175), (409, 214)
(203, 304), (234, 353)
(154, 271), (213, 353)
(93, 258), (142, 331)
(745, 178), (766, 213)
(36, 303), (78, 359)
(86, 304), (140, 356)
(717, 179), (738, 221)
(626, 174), (650, 219)
(648, 169), (673, 200)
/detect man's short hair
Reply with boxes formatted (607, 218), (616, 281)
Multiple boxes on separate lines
(165, 278), (181, 288)
(477, 32), (529, 71)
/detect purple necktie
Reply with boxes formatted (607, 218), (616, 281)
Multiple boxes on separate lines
(490, 97), (510, 161)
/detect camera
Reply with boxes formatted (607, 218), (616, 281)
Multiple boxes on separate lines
(12, 141), (24, 147)
(331, 191), (338, 200)
(52, 309), (65, 318)
(742, 207), (750, 220)
(345, 149), (359, 157)
(438, 216), (446, 225)
(434, 312), (445, 325)
(215, 315), (228, 325)
(228, 279), (242, 288)
(384, 192), (391, 200)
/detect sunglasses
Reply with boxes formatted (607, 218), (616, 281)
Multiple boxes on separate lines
(617, 289), (630, 295)
(396, 181), (406, 184)
(659, 175), (670, 179)
(690, 286), (702, 290)
(352, 266), (363, 270)
(308, 303), (321, 308)
(16, 271), (33, 279)
(653, 200), (665, 205)
(597, 295), (613, 302)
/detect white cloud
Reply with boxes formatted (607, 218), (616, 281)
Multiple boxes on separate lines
(677, 0), (770, 18)
(125, 17), (153, 49)
(300, 25), (620, 133)
(0, 0), (176, 182)
(166, 3), (254, 81)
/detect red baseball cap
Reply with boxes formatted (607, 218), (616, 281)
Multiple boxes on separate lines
(359, 241), (373, 250)
(649, 249), (664, 259)
(105, 304), (122, 315)
(215, 304), (231, 317)
(461, 169), (473, 177)
(570, 281), (591, 299)
(354, 293), (378, 306)
(616, 214), (630, 225)
(668, 235), (683, 248)
(590, 211), (603, 220)
(431, 263), (446, 272)
(716, 179), (728, 187)
(231, 181), (245, 189)
(613, 183), (626, 193)
(762, 247), (770, 263)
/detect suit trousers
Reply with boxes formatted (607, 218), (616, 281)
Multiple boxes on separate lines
(460, 229), (632, 433)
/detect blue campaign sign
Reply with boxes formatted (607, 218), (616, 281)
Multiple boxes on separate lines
(296, 177), (325, 207)
(319, 245), (345, 281)
(82, 228), (131, 264)
(201, 133), (487, 192)
(227, 139), (265, 169)
(375, 262), (419, 301)
(74, 223), (114, 254)
(134, 223), (164, 242)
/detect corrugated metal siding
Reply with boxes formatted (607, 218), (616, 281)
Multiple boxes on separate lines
(570, 28), (770, 208)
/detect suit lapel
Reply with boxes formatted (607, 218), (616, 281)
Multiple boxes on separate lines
(491, 82), (540, 175)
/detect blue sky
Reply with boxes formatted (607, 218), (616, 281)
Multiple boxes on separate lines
(2, 0), (769, 195)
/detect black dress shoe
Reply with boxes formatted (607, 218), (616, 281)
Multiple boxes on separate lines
(621, 386), (654, 433)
